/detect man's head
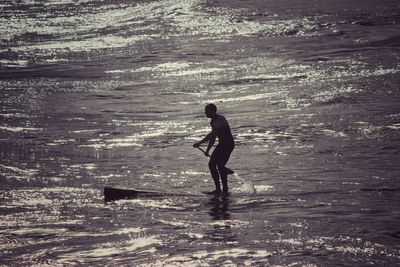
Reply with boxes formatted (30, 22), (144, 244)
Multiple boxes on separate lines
(205, 103), (217, 118)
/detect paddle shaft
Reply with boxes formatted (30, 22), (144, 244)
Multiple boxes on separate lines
(196, 146), (210, 157)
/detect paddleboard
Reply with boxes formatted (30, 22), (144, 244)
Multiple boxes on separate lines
(104, 187), (200, 202)
(104, 187), (232, 202)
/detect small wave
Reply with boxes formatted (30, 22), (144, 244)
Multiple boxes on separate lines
(157, 219), (192, 228)
(234, 197), (289, 208)
(216, 74), (308, 86)
(0, 164), (38, 176)
(0, 59), (29, 68)
(383, 231), (400, 240)
(153, 247), (271, 266)
(292, 190), (338, 196)
(80, 120), (191, 149)
(367, 34), (400, 47)
(360, 188), (400, 192)
(387, 123), (400, 130)
(46, 138), (76, 146)
(11, 31), (55, 43)
(318, 95), (354, 105)
(80, 135), (149, 149)
(10, 227), (69, 239)
(205, 91), (282, 104)
(69, 163), (96, 170)
(321, 129), (347, 138)
(2, 187), (98, 210)
(58, 236), (161, 261)
(0, 126), (43, 132)
(0, 235), (27, 250)
(312, 85), (361, 105)
(0, 113), (30, 118)
(117, 199), (190, 211)
(303, 56), (331, 62)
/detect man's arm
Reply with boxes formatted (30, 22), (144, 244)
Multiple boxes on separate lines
(193, 131), (216, 155)
(193, 117), (226, 153)
(205, 134), (216, 156)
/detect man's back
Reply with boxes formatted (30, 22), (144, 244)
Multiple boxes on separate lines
(210, 115), (234, 146)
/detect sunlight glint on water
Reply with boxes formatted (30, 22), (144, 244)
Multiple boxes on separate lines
(0, 0), (400, 266)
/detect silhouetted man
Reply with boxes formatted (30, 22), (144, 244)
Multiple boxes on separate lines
(193, 103), (235, 195)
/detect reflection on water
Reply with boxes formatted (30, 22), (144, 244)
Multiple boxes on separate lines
(1, 0), (400, 266)
(208, 195), (231, 221)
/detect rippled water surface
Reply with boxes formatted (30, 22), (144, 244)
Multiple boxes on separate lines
(1, 0), (400, 266)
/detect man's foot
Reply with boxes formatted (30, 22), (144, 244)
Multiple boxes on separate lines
(204, 189), (222, 195)
(222, 190), (230, 196)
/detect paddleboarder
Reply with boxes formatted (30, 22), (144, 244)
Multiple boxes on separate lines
(193, 103), (235, 195)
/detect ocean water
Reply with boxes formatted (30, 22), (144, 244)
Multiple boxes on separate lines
(1, 0), (400, 266)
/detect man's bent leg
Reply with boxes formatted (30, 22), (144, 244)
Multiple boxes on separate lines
(216, 150), (233, 194)
(209, 159), (221, 192)
(219, 167), (228, 194)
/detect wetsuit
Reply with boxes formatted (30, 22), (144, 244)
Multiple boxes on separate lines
(209, 115), (235, 193)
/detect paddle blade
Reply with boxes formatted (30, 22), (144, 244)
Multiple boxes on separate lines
(225, 167), (235, 174)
